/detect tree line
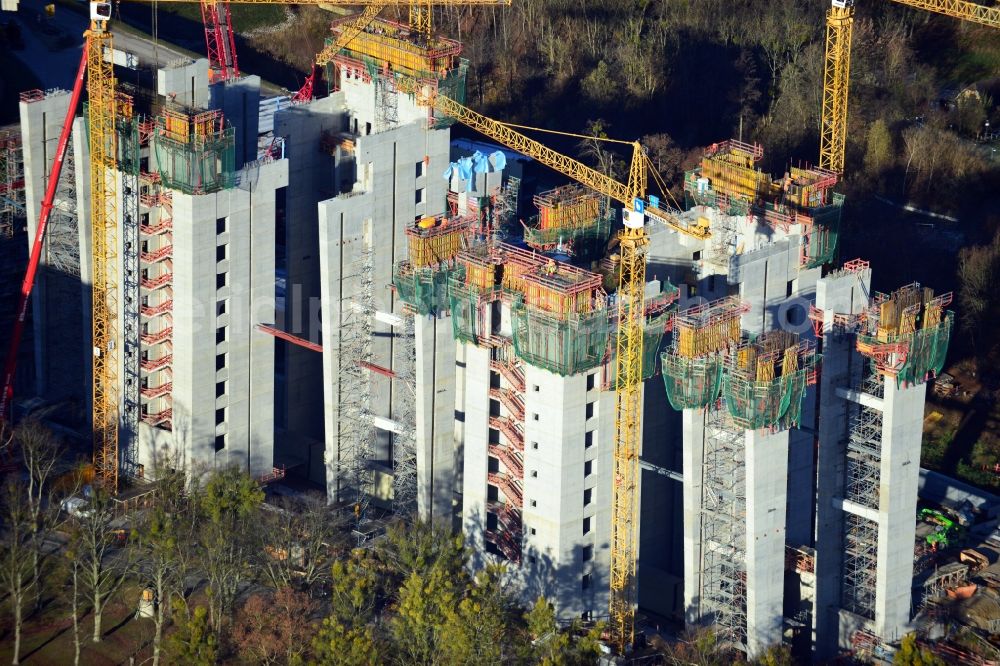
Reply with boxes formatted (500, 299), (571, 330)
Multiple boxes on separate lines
(0, 420), (609, 665)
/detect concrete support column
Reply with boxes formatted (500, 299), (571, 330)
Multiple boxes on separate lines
(681, 408), (706, 624)
(745, 428), (789, 657)
(414, 314), (456, 524)
(874, 378), (924, 642)
(460, 345), (490, 564)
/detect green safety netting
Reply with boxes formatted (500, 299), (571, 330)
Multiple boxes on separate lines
(522, 211), (613, 262)
(683, 170), (752, 216)
(606, 310), (675, 385)
(393, 263), (454, 316)
(151, 126), (235, 194)
(447, 268), (484, 345)
(511, 302), (609, 377)
(802, 192), (844, 269)
(721, 361), (817, 430)
(432, 60), (468, 129)
(660, 351), (725, 410)
(859, 312), (953, 388)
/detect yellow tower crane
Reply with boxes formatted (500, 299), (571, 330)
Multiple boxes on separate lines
(80, 0), (508, 491)
(820, 0), (1000, 174)
(397, 76), (707, 652)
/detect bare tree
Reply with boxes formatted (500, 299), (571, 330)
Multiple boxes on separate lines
(70, 489), (133, 642)
(16, 420), (65, 611)
(66, 553), (82, 666)
(196, 466), (264, 631)
(0, 480), (35, 665)
(259, 493), (345, 591)
(132, 471), (192, 666)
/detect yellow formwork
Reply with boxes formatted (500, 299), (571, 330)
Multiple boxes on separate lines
(337, 18), (461, 77)
(675, 316), (741, 358)
(522, 283), (593, 316)
(701, 152), (770, 201)
(406, 217), (470, 268)
(162, 108), (189, 142)
(537, 192), (601, 230)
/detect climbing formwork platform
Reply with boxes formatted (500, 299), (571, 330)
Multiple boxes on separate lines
(393, 213), (476, 316)
(661, 296), (749, 410)
(150, 107), (235, 194)
(856, 283), (953, 386)
(522, 185), (613, 258)
(684, 140), (845, 270)
(327, 17), (468, 129)
(722, 331), (819, 431)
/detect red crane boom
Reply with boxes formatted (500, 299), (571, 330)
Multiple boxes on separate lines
(0, 43), (90, 421)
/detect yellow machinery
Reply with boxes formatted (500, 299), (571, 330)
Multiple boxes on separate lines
(820, 0), (1000, 174)
(77, 0), (505, 491)
(398, 76), (705, 652)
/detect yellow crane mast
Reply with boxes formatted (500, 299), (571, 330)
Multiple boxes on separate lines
(86, 12), (120, 490)
(78, 0), (506, 491)
(820, 0), (1000, 174)
(398, 76), (704, 652)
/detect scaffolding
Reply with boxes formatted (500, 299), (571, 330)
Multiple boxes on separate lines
(522, 185), (613, 259)
(510, 256), (609, 376)
(840, 370), (883, 619)
(331, 17), (462, 79)
(335, 248), (378, 534)
(699, 405), (749, 653)
(661, 296), (748, 410)
(842, 511), (879, 620)
(721, 331), (819, 431)
(391, 314), (418, 516)
(150, 108), (235, 195)
(683, 140), (845, 270)
(0, 130), (25, 239)
(697, 140), (769, 202)
(393, 262), (456, 316)
(856, 283), (954, 387)
(800, 192), (844, 269)
(117, 99), (141, 481)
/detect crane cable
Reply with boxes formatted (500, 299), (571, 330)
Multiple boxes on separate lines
(494, 121), (636, 146)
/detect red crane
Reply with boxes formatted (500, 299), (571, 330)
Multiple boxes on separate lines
(201, 0), (240, 82)
(1, 44), (90, 422)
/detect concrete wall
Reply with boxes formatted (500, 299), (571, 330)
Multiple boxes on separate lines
(745, 428), (789, 657)
(210, 75), (261, 167)
(138, 159), (287, 478)
(874, 378), (925, 642)
(812, 267), (872, 659)
(414, 314), (457, 523)
(317, 121), (451, 502)
(18, 92), (88, 406)
(272, 94), (347, 482)
(157, 59), (209, 109)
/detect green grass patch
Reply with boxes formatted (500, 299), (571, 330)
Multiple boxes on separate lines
(149, 3), (286, 33)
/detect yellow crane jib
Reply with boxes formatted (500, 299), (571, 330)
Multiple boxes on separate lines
(397, 77), (709, 240)
(888, 0), (1000, 28)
